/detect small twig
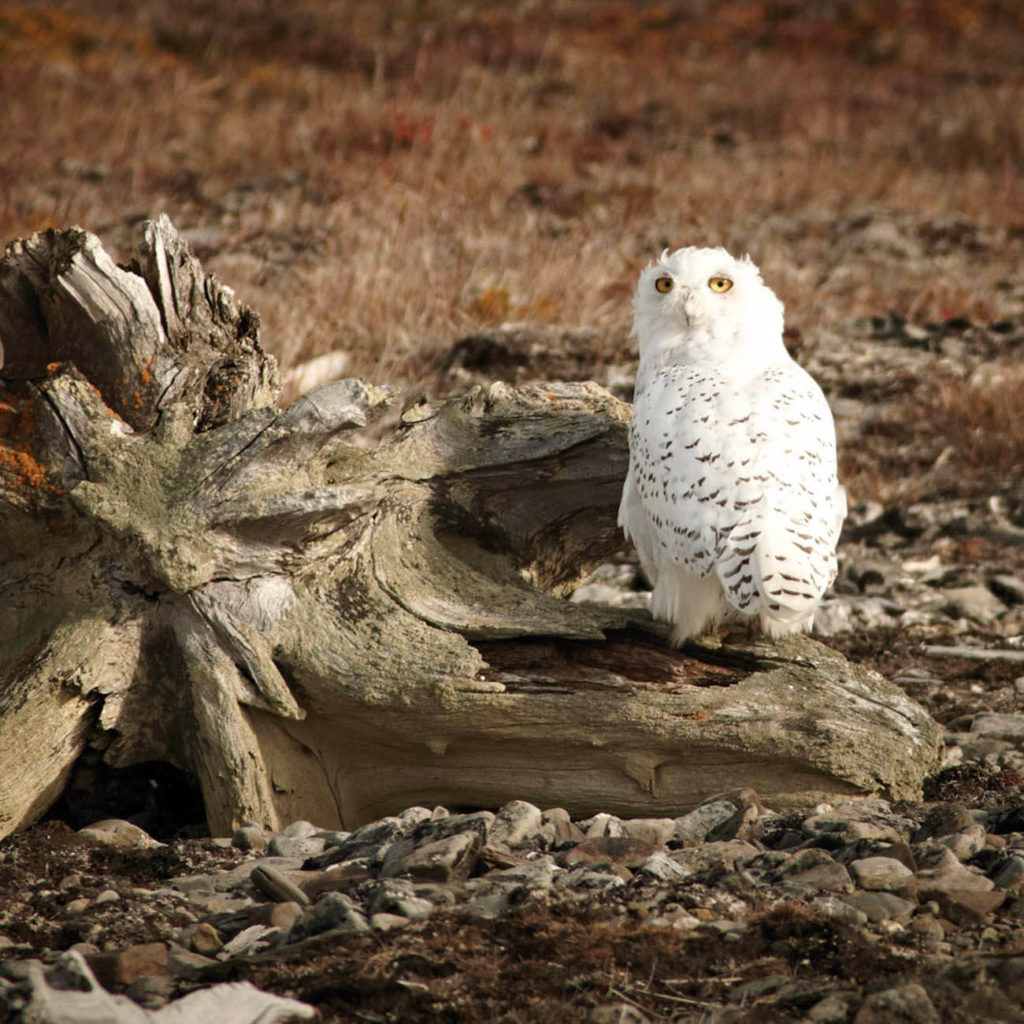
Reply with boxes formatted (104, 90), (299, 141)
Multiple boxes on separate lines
(922, 645), (1024, 663)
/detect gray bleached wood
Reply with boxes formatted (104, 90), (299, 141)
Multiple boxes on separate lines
(0, 218), (942, 839)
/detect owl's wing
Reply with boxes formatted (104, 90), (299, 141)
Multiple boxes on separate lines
(715, 367), (844, 619)
(622, 366), (765, 582)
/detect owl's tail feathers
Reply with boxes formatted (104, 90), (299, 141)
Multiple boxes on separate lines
(651, 565), (726, 646)
(751, 516), (833, 634)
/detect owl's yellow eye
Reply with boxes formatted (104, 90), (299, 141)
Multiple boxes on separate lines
(655, 276), (674, 294)
(708, 276), (733, 293)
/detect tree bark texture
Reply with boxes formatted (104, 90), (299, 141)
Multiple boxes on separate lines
(0, 218), (943, 839)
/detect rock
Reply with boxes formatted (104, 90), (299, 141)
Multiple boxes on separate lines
(916, 846), (995, 897)
(990, 575), (1024, 605)
(288, 892), (371, 942)
(306, 816), (406, 869)
(540, 807), (584, 844)
(809, 994), (852, 1023)
(268, 901), (304, 933)
(368, 879), (435, 921)
(489, 800), (543, 847)
(87, 941), (169, 988)
(77, 819), (162, 849)
(561, 865), (625, 892)
(783, 862), (855, 894)
(581, 813), (626, 838)
(942, 585), (1007, 623)
(165, 943), (216, 979)
(935, 822), (986, 860)
(620, 818), (675, 846)
(992, 856), (1024, 894)
(670, 840), (759, 876)
(485, 855), (560, 892)
(231, 825), (267, 852)
(637, 851), (692, 883)
(123, 973), (174, 1009)
(279, 820), (320, 838)
(932, 888), (1005, 925)
(814, 896), (868, 926)
(186, 922), (223, 955)
(673, 801), (737, 844)
(92, 888), (120, 906)
(370, 912), (410, 932)
(562, 836), (657, 872)
(852, 982), (939, 1023)
(706, 804), (760, 842)
(64, 897), (91, 916)
(266, 835), (327, 859)
(380, 831), (480, 883)
(971, 713), (1024, 743)
(841, 892), (916, 923)
(849, 856), (915, 891)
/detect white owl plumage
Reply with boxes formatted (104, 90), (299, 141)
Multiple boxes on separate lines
(618, 246), (846, 644)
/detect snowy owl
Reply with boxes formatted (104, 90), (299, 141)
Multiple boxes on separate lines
(618, 246), (845, 645)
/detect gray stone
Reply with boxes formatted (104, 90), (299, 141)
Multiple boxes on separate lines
(971, 713), (1024, 743)
(540, 807), (584, 844)
(307, 816), (406, 869)
(398, 806), (433, 828)
(637, 851), (692, 883)
(852, 982), (938, 1023)
(267, 835), (327, 859)
(581, 813), (626, 838)
(992, 855), (1024, 894)
(231, 826), (267, 853)
(489, 800), (543, 848)
(561, 865), (625, 892)
(942, 585), (1006, 623)
(782, 862), (854, 895)
(991, 575), (1024, 605)
(849, 856), (914, 891)
(670, 840), (759, 876)
(809, 994), (851, 1023)
(279, 820), (320, 839)
(841, 892), (916, 923)
(935, 822), (986, 861)
(461, 890), (513, 919)
(673, 801), (737, 844)
(814, 896), (869, 926)
(77, 819), (162, 849)
(707, 805), (760, 842)
(620, 818), (675, 846)
(380, 831), (480, 883)
(288, 892), (370, 942)
(487, 855), (559, 891)
(916, 846), (995, 896)
(368, 879), (434, 921)
(370, 912), (410, 933)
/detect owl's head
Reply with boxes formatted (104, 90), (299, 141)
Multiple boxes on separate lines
(632, 247), (785, 361)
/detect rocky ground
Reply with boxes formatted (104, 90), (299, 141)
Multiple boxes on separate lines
(3, 307), (1024, 1022)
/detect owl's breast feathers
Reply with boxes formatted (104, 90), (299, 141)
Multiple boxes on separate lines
(620, 358), (843, 619)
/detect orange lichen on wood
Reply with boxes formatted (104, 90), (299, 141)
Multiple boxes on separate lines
(0, 393), (57, 495)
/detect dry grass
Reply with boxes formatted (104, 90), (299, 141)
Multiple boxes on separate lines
(2, 0), (1024, 495)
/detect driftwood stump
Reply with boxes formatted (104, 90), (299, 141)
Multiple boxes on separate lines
(0, 217), (942, 839)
